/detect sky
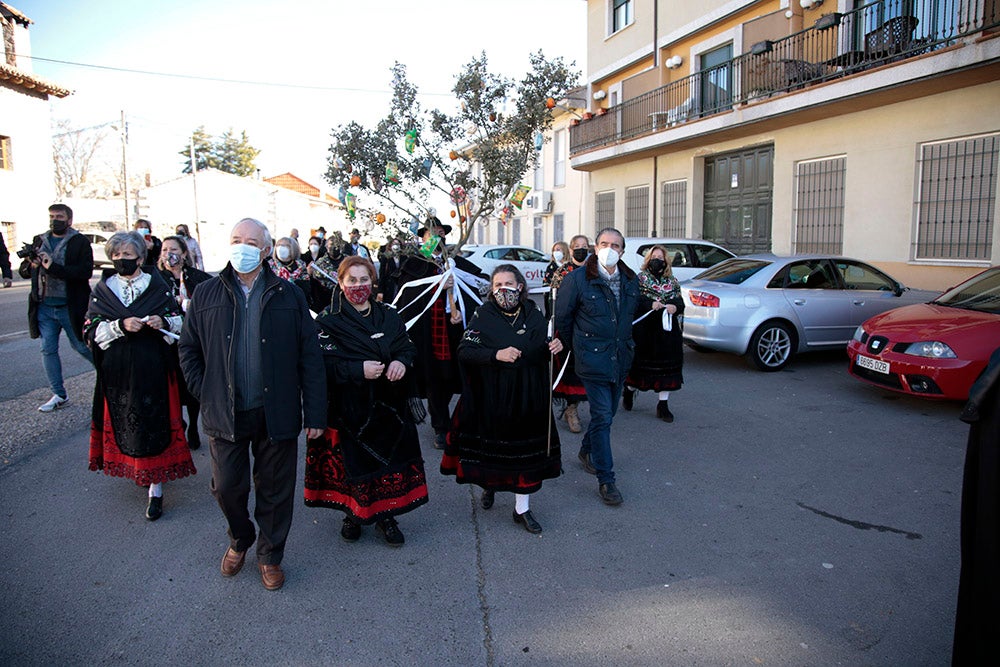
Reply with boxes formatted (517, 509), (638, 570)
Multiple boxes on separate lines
(14, 0), (588, 190)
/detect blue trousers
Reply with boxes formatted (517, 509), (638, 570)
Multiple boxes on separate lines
(38, 303), (93, 398)
(579, 379), (622, 485)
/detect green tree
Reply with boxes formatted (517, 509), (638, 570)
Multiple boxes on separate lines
(327, 51), (578, 252)
(179, 126), (260, 176)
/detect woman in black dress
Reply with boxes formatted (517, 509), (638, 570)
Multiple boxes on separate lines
(304, 255), (428, 546)
(623, 245), (684, 422)
(443, 264), (563, 534)
(158, 235), (211, 448)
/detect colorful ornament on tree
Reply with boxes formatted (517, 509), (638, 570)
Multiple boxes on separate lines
(449, 210), (456, 218)
(509, 184), (531, 209)
(449, 186), (466, 205)
(449, 150), (459, 161)
(337, 185), (348, 205)
(404, 129), (417, 155)
(376, 213), (386, 224)
(421, 157), (433, 178)
(385, 161), (400, 185)
(418, 235), (440, 258)
(350, 174), (361, 187)
(334, 157), (346, 170)
(345, 192), (357, 220)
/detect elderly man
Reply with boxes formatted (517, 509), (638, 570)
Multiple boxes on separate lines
(19, 204), (94, 412)
(179, 218), (326, 591)
(555, 227), (639, 506)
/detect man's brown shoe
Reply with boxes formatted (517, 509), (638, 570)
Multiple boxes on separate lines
(258, 563), (285, 591)
(220, 547), (246, 577)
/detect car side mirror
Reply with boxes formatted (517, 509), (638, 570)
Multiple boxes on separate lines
(893, 282), (904, 296)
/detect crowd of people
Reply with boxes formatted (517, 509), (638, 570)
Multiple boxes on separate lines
(11, 205), (689, 591)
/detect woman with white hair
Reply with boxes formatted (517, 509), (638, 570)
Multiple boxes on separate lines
(268, 236), (310, 300)
(84, 231), (196, 521)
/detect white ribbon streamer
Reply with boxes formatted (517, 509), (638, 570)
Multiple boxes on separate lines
(552, 351), (571, 390)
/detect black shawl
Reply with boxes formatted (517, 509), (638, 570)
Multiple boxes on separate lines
(84, 271), (181, 458)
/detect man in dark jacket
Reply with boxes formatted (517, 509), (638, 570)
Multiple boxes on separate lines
(1, 230), (13, 288)
(19, 204), (94, 412)
(555, 227), (639, 506)
(179, 218), (326, 591)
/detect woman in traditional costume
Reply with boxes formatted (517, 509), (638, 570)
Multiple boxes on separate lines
(551, 235), (590, 434)
(158, 234), (211, 449)
(85, 231), (196, 521)
(267, 236), (311, 300)
(622, 245), (684, 422)
(304, 256), (428, 547)
(443, 264), (563, 534)
(542, 241), (570, 320)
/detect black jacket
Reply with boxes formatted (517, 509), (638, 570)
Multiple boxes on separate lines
(19, 230), (93, 340)
(178, 262), (326, 441)
(554, 254), (640, 384)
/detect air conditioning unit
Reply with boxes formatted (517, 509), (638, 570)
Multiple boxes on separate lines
(524, 195), (537, 208)
(540, 191), (554, 213)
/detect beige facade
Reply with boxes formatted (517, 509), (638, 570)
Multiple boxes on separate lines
(574, 0), (1000, 290)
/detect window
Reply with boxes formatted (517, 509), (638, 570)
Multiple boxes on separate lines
(553, 213), (564, 245)
(512, 217), (521, 245)
(496, 219), (506, 244)
(699, 44), (733, 114)
(533, 215), (543, 250)
(0, 135), (11, 170)
(611, 0), (634, 34)
(832, 260), (897, 291)
(660, 180), (687, 237)
(779, 259), (839, 289)
(915, 134), (997, 261)
(624, 186), (649, 237)
(553, 130), (566, 187)
(534, 155), (544, 192)
(595, 191), (615, 233)
(794, 156), (846, 254)
(476, 223), (484, 244)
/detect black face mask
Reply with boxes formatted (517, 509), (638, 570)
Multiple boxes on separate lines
(648, 259), (666, 276)
(50, 219), (69, 234)
(113, 257), (139, 277)
(572, 247), (588, 263)
(329, 247), (342, 259)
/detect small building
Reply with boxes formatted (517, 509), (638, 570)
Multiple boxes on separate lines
(137, 169), (344, 270)
(573, 0), (1000, 290)
(0, 2), (70, 249)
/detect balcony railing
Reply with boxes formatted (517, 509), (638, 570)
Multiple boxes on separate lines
(571, 0), (1000, 155)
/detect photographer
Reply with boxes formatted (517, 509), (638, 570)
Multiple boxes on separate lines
(18, 204), (94, 412)
(1, 230), (12, 288)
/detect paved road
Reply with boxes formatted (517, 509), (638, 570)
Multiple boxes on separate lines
(0, 345), (965, 665)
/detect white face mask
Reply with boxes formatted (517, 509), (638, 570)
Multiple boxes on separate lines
(552, 250), (564, 263)
(597, 247), (620, 268)
(230, 243), (264, 274)
(275, 246), (292, 262)
(309, 244), (320, 255)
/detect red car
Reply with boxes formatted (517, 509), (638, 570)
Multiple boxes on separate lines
(847, 266), (1000, 400)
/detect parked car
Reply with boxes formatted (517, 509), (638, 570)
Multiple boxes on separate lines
(80, 231), (113, 268)
(680, 255), (940, 371)
(846, 266), (1000, 400)
(456, 244), (550, 289)
(622, 237), (736, 282)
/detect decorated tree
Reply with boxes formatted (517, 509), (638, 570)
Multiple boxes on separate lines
(326, 51), (578, 253)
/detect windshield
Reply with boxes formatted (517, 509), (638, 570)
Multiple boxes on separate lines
(933, 268), (1000, 314)
(694, 259), (770, 284)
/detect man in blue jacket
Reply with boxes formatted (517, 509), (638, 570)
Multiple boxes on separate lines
(180, 218), (326, 591)
(555, 227), (639, 506)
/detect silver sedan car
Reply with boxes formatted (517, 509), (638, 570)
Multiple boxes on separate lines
(680, 255), (940, 371)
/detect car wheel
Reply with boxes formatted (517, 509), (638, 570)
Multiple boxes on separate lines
(747, 321), (796, 372)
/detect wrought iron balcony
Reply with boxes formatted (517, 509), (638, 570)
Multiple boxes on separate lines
(570, 0), (1000, 155)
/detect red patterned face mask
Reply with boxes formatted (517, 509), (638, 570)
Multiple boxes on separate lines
(344, 283), (372, 305)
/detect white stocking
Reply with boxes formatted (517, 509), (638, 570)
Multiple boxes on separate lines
(658, 391), (670, 401)
(514, 493), (530, 514)
(148, 482), (163, 498)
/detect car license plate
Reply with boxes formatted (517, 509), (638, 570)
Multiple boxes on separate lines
(856, 354), (889, 375)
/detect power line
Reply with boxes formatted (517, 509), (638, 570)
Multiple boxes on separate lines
(18, 54), (454, 97)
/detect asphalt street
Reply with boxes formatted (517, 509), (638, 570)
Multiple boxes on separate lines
(0, 315), (966, 666)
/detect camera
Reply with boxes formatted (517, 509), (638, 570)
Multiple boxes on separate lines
(16, 242), (38, 260)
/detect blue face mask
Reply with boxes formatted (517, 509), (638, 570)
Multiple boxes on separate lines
(229, 243), (264, 274)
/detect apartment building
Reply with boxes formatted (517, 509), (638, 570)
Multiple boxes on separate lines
(573, 0), (999, 289)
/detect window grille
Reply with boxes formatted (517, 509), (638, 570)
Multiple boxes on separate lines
(793, 157), (846, 254)
(0, 135), (11, 170)
(533, 216), (543, 250)
(553, 213), (564, 245)
(595, 191), (615, 235)
(512, 217), (521, 245)
(915, 134), (997, 261)
(660, 180), (687, 237)
(624, 186), (649, 237)
(553, 130), (566, 187)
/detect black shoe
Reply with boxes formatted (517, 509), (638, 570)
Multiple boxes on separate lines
(433, 431), (447, 450)
(481, 489), (495, 510)
(341, 517), (361, 542)
(622, 387), (635, 411)
(512, 509), (543, 534)
(599, 482), (623, 506)
(578, 450), (596, 475)
(145, 495), (163, 521)
(657, 400), (674, 423)
(377, 518), (405, 546)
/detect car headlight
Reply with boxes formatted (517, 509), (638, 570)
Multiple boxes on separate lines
(901, 341), (957, 358)
(852, 325), (866, 342)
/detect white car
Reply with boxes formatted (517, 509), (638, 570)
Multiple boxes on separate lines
(621, 237), (736, 282)
(455, 244), (551, 290)
(79, 230), (113, 268)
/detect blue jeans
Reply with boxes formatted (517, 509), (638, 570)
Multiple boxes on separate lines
(38, 303), (93, 398)
(580, 379), (622, 485)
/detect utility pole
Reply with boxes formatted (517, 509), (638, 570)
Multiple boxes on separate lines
(120, 110), (129, 226)
(190, 136), (200, 242)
